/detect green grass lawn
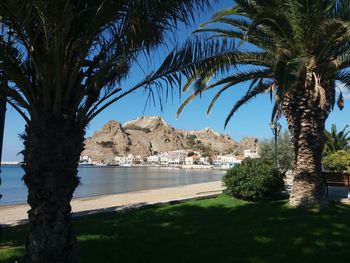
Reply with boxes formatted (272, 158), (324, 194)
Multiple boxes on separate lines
(1, 195), (350, 263)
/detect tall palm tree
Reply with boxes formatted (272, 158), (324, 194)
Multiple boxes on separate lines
(0, 1), (211, 262)
(324, 124), (350, 155)
(148, 0), (350, 208)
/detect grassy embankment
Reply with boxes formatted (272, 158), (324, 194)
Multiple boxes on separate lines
(1, 195), (349, 262)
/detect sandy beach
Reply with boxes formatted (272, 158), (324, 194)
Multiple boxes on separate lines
(0, 181), (224, 226)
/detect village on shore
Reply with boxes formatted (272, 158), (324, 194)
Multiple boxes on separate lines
(1, 148), (260, 169)
(79, 148), (260, 169)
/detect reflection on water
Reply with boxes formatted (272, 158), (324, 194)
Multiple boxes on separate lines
(0, 166), (225, 205)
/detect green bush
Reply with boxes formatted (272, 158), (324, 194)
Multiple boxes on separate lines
(223, 158), (284, 201)
(323, 150), (350, 172)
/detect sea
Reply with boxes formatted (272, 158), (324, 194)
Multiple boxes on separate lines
(0, 165), (225, 205)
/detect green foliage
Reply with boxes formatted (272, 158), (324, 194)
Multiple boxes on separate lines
(324, 124), (350, 155)
(259, 130), (294, 172)
(323, 150), (350, 172)
(223, 158), (284, 201)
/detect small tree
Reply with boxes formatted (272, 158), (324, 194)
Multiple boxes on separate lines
(323, 150), (350, 172)
(259, 130), (294, 173)
(0, 1), (212, 262)
(223, 158), (284, 201)
(324, 124), (350, 155)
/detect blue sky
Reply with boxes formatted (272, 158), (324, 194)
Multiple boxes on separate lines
(2, 0), (350, 161)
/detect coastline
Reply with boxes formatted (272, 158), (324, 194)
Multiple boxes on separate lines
(81, 164), (229, 170)
(1, 163), (229, 170)
(0, 181), (224, 226)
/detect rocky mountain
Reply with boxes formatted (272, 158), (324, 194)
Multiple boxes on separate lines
(82, 116), (257, 163)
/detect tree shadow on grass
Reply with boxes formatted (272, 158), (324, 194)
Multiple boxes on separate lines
(1, 195), (350, 263)
(76, 196), (350, 263)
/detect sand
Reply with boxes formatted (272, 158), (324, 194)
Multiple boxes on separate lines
(0, 181), (224, 226)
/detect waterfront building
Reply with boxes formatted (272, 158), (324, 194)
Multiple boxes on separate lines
(234, 155), (246, 162)
(167, 150), (188, 165)
(200, 157), (210, 165)
(159, 152), (170, 166)
(185, 156), (193, 165)
(185, 155), (201, 165)
(115, 154), (135, 166)
(147, 155), (160, 164)
(134, 155), (145, 164)
(80, 155), (92, 164)
(244, 149), (260, 158)
(212, 155), (243, 166)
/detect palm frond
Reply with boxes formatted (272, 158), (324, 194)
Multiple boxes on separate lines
(224, 81), (271, 128)
(0, 0), (215, 124)
(206, 69), (272, 114)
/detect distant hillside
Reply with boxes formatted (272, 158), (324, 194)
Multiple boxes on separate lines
(82, 116), (258, 163)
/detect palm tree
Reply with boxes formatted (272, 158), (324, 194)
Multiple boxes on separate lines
(0, 0), (211, 262)
(149, 0), (350, 208)
(324, 124), (350, 155)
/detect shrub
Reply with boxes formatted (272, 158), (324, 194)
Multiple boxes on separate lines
(223, 158), (284, 201)
(323, 150), (350, 172)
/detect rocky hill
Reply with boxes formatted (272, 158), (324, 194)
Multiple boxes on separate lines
(82, 116), (257, 163)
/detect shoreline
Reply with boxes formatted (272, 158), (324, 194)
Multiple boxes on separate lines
(0, 177), (225, 207)
(80, 164), (229, 170)
(0, 181), (224, 226)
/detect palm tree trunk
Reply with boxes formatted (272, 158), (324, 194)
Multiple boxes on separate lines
(282, 88), (332, 208)
(21, 115), (85, 263)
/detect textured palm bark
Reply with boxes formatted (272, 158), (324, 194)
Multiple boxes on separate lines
(282, 87), (332, 208)
(21, 115), (85, 263)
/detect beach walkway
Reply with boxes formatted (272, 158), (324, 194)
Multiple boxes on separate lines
(0, 181), (224, 226)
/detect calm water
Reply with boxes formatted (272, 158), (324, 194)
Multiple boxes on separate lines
(0, 165), (225, 205)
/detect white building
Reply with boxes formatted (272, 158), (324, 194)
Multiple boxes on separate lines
(147, 155), (160, 164)
(167, 150), (188, 165)
(185, 156), (194, 165)
(200, 157), (210, 165)
(80, 155), (92, 164)
(134, 155), (144, 164)
(115, 154), (135, 166)
(185, 155), (201, 165)
(212, 155), (243, 166)
(244, 149), (260, 158)
(159, 152), (170, 166)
